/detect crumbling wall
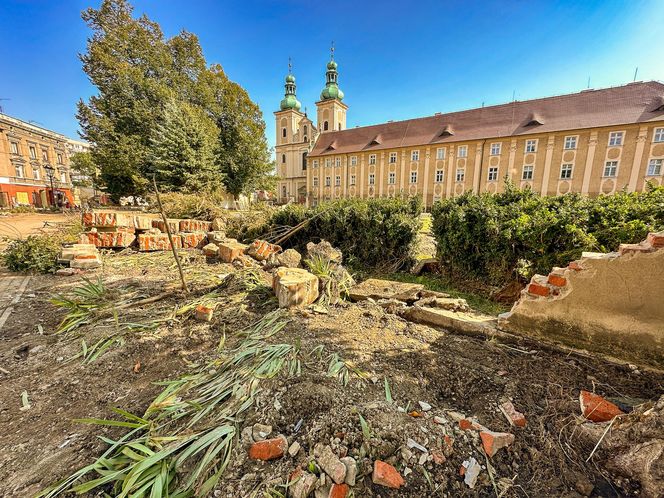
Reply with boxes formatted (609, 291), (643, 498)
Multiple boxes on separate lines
(500, 231), (664, 369)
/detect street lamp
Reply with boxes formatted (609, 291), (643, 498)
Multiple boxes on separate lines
(43, 164), (56, 208)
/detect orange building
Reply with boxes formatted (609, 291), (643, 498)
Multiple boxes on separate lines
(0, 113), (75, 208)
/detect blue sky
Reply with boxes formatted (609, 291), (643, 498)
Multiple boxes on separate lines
(1, 0), (663, 152)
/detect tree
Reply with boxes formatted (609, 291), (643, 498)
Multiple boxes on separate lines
(77, 0), (273, 201)
(147, 99), (219, 192)
(69, 151), (98, 188)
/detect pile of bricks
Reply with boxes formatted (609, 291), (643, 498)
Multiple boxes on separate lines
(58, 243), (102, 270)
(79, 211), (214, 252)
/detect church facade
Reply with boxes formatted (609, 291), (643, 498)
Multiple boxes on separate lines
(275, 58), (664, 207)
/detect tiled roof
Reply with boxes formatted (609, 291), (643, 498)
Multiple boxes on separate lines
(309, 81), (664, 156)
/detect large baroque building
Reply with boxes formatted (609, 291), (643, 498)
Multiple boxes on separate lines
(0, 113), (76, 207)
(275, 59), (664, 207)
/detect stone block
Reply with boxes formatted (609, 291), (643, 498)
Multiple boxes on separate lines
(202, 243), (219, 257)
(272, 267), (320, 308)
(152, 218), (180, 234)
(247, 239), (281, 261)
(349, 278), (424, 302)
(80, 231), (136, 248)
(133, 215), (153, 230)
(93, 211), (134, 227)
(218, 241), (248, 263)
(70, 254), (101, 269)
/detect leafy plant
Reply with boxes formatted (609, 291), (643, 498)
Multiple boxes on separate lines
(51, 277), (110, 334)
(2, 235), (62, 273)
(326, 353), (368, 386)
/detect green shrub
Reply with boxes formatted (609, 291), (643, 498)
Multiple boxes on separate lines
(243, 197), (422, 270)
(2, 235), (62, 273)
(431, 182), (664, 286)
(152, 191), (233, 220)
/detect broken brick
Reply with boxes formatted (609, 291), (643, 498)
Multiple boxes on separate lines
(314, 444), (346, 484)
(527, 282), (550, 297)
(431, 450), (445, 464)
(138, 233), (182, 252)
(372, 460), (404, 489)
(247, 239), (282, 261)
(547, 274), (567, 287)
(618, 242), (655, 255)
(80, 230), (136, 248)
(459, 419), (481, 430)
(195, 304), (214, 322)
(152, 218), (180, 234)
(579, 390), (625, 423)
(647, 231), (664, 248)
(329, 483), (349, 498)
(248, 435), (287, 461)
(180, 232), (207, 249)
(218, 241), (248, 263)
(480, 430), (515, 457)
(179, 219), (212, 232)
(499, 400), (527, 428)
(568, 261), (584, 271)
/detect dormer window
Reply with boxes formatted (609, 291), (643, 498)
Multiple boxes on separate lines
(525, 113), (544, 126)
(439, 125), (454, 137)
(651, 96), (664, 112)
(369, 134), (382, 146)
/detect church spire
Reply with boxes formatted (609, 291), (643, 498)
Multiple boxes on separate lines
(280, 57), (301, 111)
(320, 42), (344, 101)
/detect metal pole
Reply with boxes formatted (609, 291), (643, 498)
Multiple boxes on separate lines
(152, 175), (189, 294)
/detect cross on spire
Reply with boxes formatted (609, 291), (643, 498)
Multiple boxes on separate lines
(330, 41), (335, 60)
(288, 56), (292, 74)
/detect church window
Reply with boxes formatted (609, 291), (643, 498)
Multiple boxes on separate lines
(281, 154), (286, 164)
(282, 128), (287, 138)
(302, 152), (308, 170)
(324, 121), (329, 131)
(303, 125), (308, 136)
(369, 154), (376, 165)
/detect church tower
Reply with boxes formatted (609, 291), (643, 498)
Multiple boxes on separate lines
(316, 45), (348, 133)
(274, 61), (314, 204)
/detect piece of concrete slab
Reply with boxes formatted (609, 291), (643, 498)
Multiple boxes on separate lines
(349, 278), (424, 302)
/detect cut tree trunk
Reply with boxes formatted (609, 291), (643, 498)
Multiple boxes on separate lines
(272, 267), (320, 308)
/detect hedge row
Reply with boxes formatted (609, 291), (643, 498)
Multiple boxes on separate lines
(431, 183), (664, 286)
(244, 197), (422, 269)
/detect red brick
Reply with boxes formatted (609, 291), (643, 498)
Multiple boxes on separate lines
(568, 261), (584, 271)
(179, 219), (212, 232)
(330, 483), (350, 498)
(138, 233), (182, 252)
(248, 435), (287, 461)
(152, 218), (180, 234)
(431, 450), (445, 464)
(195, 304), (214, 322)
(372, 460), (404, 489)
(579, 390), (625, 423)
(547, 274), (567, 287)
(81, 231), (135, 248)
(647, 231), (664, 248)
(499, 401), (527, 428)
(181, 232), (207, 249)
(218, 241), (248, 263)
(619, 243), (654, 255)
(82, 212), (94, 227)
(74, 254), (98, 260)
(459, 419), (473, 430)
(480, 430), (515, 457)
(93, 212), (133, 227)
(527, 282), (550, 297)
(444, 435), (453, 448)
(247, 239), (281, 261)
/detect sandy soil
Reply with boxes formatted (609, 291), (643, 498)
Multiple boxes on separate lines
(0, 212), (76, 240)
(0, 251), (661, 497)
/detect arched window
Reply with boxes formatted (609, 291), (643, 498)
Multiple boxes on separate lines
(282, 186), (287, 198)
(281, 154), (286, 164)
(324, 121), (329, 131)
(338, 123), (341, 130)
(302, 152), (308, 171)
(303, 125), (308, 136)
(282, 128), (287, 138)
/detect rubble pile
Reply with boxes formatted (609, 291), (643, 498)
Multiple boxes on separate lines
(56, 243), (101, 273)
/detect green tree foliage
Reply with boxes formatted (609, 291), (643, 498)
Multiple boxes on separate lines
(147, 99), (219, 192)
(77, 0), (272, 200)
(243, 197), (423, 269)
(69, 151), (98, 188)
(431, 182), (664, 286)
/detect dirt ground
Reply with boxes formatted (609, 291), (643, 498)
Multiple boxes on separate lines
(0, 212), (76, 241)
(0, 250), (662, 497)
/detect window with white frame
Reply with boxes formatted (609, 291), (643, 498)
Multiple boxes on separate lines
(369, 154), (376, 165)
(560, 163), (573, 179)
(603, 161), (618, 177)
(325, 176), (331, 186)
(564, 136), (577, 150)
(435, 169), (444, 182)
(436, 148), (445, 160)
(410, 171), (418, 183)
(350, 175), (356, 185)
(335, 175), (341, 186)
(57, 153), (63, 164)
(33, 167), (40, 180)
(488, 166), (498, 181)
(411, 150), (420, 161)
(368, 173), (375, 185)
(456, 168), (465, 182)
(647, 158), (662, 176)
(60, 172), (67, 183)
(15, 164), (25, 178)
(325, 158), (332, 167)
(29, 146), (37, 159)
(312, 159), (318, 168)
(608, 131), (623, 146)
(313, 177), (319, 187)
(388, 172), (396, 184)
(10, 142), (19, 154)
(335, 157), (341, 167)
(522, 164), (534, 180)
(350, 155), (357, 166)
(654, 128), (664, 143)
(525, 139), (537, 153)
(389, 152), (397, 163)
(490, 143), (501, 155)
(457, 145), (467, 158)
